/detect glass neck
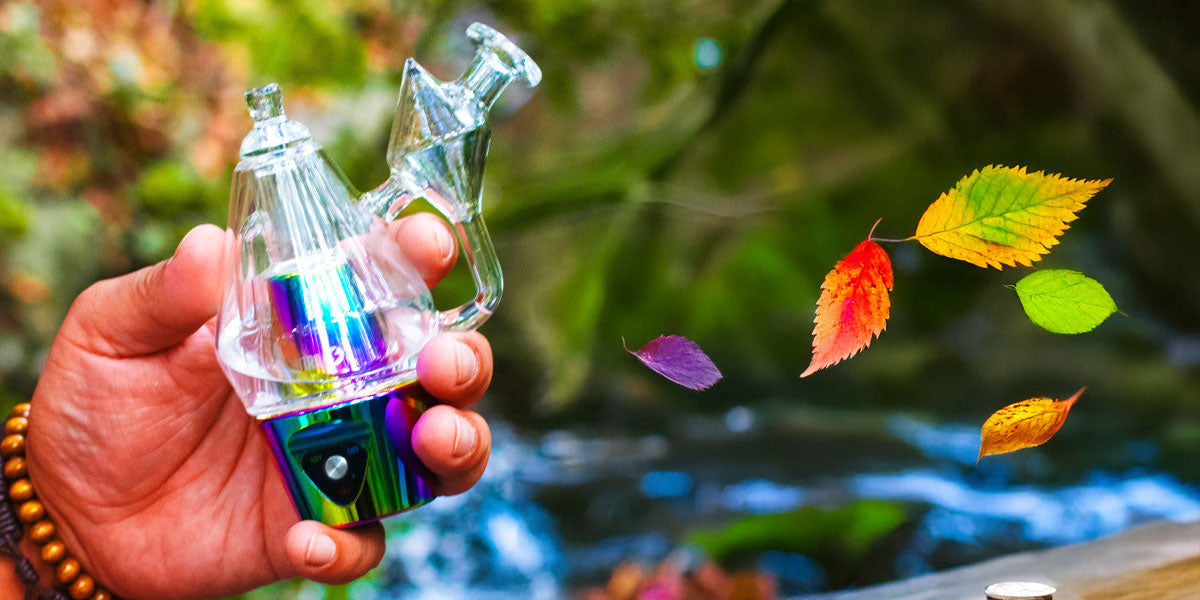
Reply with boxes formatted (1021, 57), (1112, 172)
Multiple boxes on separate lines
(457, 49), (516, 111)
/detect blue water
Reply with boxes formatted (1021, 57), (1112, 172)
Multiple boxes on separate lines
(314, 411), (1200, 598)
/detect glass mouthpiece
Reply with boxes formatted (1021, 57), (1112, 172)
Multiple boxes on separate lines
(238, 83), (313, 157)
(466, 23), (541, 87)
(246, 83), (286, 121)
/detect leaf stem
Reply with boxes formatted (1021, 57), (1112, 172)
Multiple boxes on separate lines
(869, 234), (917, 244)
(867, 218), (883, 240)
(866, 217), (917, 243)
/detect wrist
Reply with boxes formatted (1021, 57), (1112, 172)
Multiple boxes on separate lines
(0, 548), (24, 600)
(0, 537), (58, 600)
(0, 403), (111, 600)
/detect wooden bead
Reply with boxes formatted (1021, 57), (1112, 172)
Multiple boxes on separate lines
(29, 520), (55, 544)
(69, 574), (95, 600)
(17, 499), (44, 523)
(55, 557), (80, 584)
(0, 434), (25, 457)
(4, 457), (27, 479)
(8, 478), (33, 502)
(90, 590), (111, 600)
(40, 540), (66, 563)
(10, 403), (29, 418)
(4, 416), (27, 435)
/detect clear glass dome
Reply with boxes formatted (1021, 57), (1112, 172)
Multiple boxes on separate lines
(216, 84), (437, 418)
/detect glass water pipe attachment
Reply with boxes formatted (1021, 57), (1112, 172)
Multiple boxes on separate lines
(217, 83), (438, 419)
(362, 22), (541, 332)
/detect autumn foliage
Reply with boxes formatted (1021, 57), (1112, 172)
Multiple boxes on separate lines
(796, 166), (1113, 457)
(578, 560), (776, 600)
(978, 388), (1085, 460)
(800, 239), (893, 377)
(914, 166), (1111, 269)
(635, 166), (1110, 457)
(800, 165), (1114, 378)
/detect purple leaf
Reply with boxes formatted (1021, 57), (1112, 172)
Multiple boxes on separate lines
(625, 335), (723, 391)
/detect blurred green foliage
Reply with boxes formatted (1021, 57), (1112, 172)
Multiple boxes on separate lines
(2, 0), (1199, 422)
(686, 500), (910, 587)
(2, 2), (1200, 594)
(2, 0), (1200, 597)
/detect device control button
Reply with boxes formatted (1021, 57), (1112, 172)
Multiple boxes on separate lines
(298, 442), (370, 506)
(324, 455), (349, 480)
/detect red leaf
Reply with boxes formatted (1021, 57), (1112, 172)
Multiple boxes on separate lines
(801, 239), (894, 377)
(626, 335), (723, 391)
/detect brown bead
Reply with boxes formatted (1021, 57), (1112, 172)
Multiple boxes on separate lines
(17, 499), (44, 523)
(8, 478), (33, 502)
(4, 416), (27, 435)
(69, 575), (95, 600)
(29, 520), (55, 544)
(0, 434), (25, 457)
(4, 457), (27, 479)
(55, 558), (80, 584)
(90, 590), (111, 600)
(40, 540), (66, 563)
(10, 403), (30, 418)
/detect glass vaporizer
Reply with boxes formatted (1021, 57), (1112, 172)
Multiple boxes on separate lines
(214, 23), (540, 527)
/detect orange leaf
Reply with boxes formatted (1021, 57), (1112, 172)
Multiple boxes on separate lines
(801, 239), (893, 377)
(978, 387), (1085, 461)
(914, 165), (1111, 269)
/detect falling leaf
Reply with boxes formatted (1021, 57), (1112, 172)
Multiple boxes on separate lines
(914, 165), (1111, 269)
(801, 239), (893, 377)
(1015, 269), (1118, 334)
(625, 335), (723, 390)
(978, 387), (1085, 461)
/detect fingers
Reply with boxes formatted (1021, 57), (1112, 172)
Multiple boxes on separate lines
(413, 329), (493, 496)
(387, 212), (457, 289)
(62, 224), (226, 357)
(416, 331), (492, 408)
(284, 521), (386, 585)
(412, 405), (491, 495)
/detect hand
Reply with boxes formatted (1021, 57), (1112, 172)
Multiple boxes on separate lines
(24, 213), (493, 599)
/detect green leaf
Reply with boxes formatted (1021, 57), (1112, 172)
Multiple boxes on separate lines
(1014, 269), (1118, 334)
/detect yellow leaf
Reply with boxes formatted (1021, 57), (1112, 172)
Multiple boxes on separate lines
(915, 166), (1111, 269)
(978, 387), (1085, 461)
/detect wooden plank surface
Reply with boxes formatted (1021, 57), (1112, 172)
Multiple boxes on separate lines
(794, 520), (1200, 600)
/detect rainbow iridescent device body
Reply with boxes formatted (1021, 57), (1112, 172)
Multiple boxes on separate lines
(214, 24), (539, 527)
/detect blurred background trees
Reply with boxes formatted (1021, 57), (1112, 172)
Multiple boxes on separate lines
(5, 0), (1199, 431)
(2, 0), (1199, 596)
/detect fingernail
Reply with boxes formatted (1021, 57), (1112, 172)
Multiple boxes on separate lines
(452, 413), (478, 458)
(433, 224), (455, 262)
(454, 342), (478, 385)
(305, 532), (337, 567)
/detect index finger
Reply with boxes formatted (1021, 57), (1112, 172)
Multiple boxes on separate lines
(386, 212), (458, 290)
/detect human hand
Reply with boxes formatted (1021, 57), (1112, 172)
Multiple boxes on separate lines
(23, 213), (492, 599)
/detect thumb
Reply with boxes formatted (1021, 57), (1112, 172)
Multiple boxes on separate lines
(284, 520), (387, 585)
(63, 224), (226, 356)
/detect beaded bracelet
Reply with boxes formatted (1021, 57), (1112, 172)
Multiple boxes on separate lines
(0, 403), (114, 600)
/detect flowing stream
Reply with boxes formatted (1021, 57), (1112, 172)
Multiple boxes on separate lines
(293, 405), (1200, 599)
